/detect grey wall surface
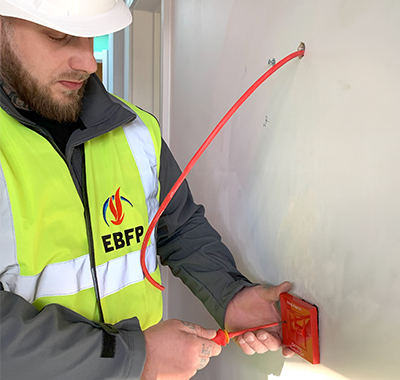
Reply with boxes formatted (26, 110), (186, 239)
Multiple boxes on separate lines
(163, 1), (400, 379)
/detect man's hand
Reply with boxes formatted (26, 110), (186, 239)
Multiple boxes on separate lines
(141, 319), (222, 380)
(224, 281), (295, 357)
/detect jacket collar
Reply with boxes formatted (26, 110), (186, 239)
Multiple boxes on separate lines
(0, 74), (136, 143)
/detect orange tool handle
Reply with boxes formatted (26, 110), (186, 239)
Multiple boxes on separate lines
(212, 321), (285, 346)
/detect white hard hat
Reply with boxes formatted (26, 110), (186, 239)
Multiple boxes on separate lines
(0, 0), (132, 37)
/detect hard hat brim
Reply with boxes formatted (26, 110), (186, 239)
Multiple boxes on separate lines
(0, 0), (132, 37)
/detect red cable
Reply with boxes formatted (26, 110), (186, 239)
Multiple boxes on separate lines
(140, 48), (305, 291)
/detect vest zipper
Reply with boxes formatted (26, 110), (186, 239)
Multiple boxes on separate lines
(80, 145), (118, 358)
(80, 145), (105, 322)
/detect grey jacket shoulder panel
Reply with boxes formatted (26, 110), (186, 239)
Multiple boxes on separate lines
(0, 283), (144, 380)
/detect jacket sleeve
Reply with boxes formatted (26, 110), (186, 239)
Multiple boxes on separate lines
(0, 282), (145, 380)
(157, 140), (256, 328)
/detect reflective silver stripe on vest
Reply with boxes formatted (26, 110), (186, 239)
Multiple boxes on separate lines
(0, 115), (158, 302)
(2, 246), (157, 302)
(123, 114), (159, 244)
(0, 163), (19, 282)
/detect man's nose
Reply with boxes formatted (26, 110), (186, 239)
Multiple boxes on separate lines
(68, 37), (98, 75)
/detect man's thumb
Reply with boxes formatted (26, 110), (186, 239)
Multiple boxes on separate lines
(276, 281), (291, 296)
(262, 281), (292, 302)
(195, 325), (218, 340)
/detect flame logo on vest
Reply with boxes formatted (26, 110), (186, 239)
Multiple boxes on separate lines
(103, 187), (133, 227)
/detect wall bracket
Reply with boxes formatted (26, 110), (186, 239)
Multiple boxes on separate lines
(280, 292), (320, 364)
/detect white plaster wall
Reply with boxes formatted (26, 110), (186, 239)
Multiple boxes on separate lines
(163, 0), (400, 379)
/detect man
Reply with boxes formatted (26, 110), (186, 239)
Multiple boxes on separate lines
(0, 1), (293, 379)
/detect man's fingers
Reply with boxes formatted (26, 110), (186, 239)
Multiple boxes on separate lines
(236, 335), (256, 355)
(199, 340), (222, 358)
(255, 330), (282, 351)
(198, 341), (219, 370)
(282, 346), (296, 358)
(180, 321), (222, 357)
(181, 321), (216, 339)
(235, 330), (283, 355)
(224, 281), (295, 360)
(142, 319), (222, 379)
(197, 356), (210, 370)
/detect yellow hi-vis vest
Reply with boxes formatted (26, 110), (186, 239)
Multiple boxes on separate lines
(0, 102), (163, 328)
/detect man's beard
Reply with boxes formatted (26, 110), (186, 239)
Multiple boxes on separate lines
(0, 28), (88, 123)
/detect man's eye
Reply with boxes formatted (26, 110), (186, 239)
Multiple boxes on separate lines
(49, 34), (68, 42)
